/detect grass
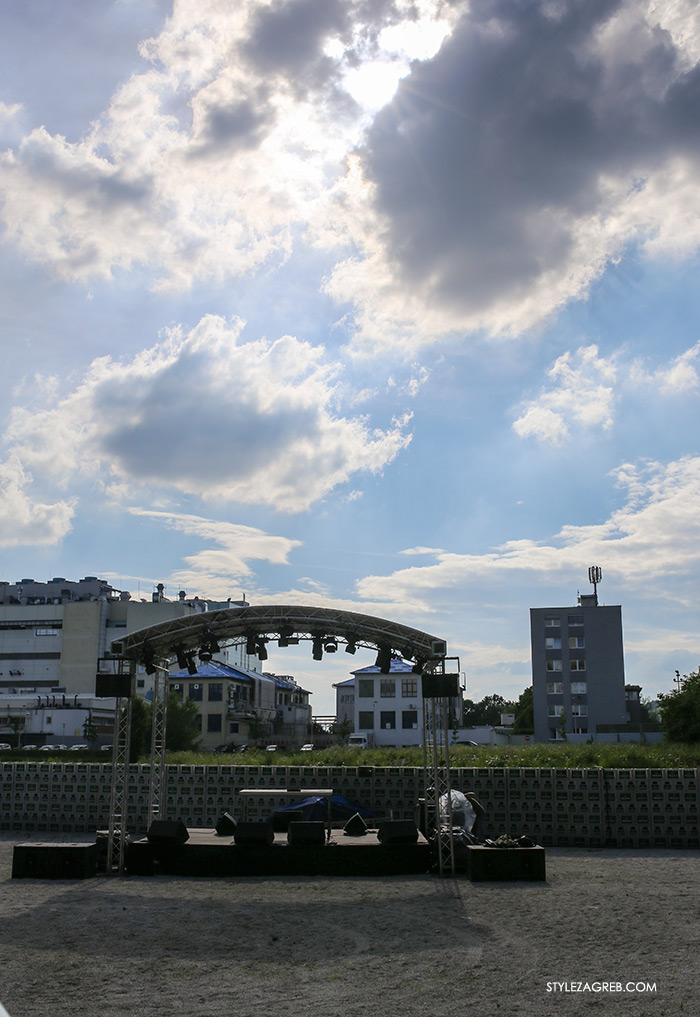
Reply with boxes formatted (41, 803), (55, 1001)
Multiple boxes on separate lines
(160, 741), (700, 768)
(3, 742), (700, 767)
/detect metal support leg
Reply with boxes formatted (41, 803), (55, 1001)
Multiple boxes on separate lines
(106, 660), (135, 874)
(422, 658), (458, 877)
(147, 662), (169, 826)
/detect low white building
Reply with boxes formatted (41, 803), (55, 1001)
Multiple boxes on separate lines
(0, 691), (116, 747)
(334, 659), (463, 748)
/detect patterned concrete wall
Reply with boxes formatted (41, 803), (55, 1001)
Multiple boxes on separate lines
(1, 763), (698, 848)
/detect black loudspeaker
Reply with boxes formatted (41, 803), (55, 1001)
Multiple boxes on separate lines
(287, 821), (326, 846)
(343, 813), (368, 837)
(271, 809), (304, 832)
(377, 820), (419, 845)
(147, 819), (189, 846)
(215, 812), (237, 836)
(234, 821), (274, 847)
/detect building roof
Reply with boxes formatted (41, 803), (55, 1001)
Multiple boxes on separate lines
(169, 659), (256, 682)
(351, 658), (415, 676)
(333, 678), (355, 688)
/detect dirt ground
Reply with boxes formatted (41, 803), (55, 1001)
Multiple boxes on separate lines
(0, 835), (698, 1017)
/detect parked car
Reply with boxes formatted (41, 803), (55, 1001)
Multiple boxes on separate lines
(300, 743), (314, 752)
(451, 739), (479, 747)
(100, 744), (113, 752)
(213, 743), (237, 754)
(265, 744), (278, 752)
(69, 744), (89, 751)
(0, 743), (12, 751)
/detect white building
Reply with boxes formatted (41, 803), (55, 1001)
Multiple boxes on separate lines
(334, 659), (463, 747)
(0, 690), (116, 748)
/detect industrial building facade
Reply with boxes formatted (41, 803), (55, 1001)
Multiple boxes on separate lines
(530, 592), (627, 742)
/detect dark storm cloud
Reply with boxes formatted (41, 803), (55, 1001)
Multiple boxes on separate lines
(361, 0), (700, 318)
(190, 90), (275, 157)
(244, 0), (349, 74)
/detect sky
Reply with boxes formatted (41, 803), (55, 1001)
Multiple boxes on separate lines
(1, 0), (699, 714)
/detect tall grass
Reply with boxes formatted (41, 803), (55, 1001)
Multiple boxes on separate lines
(162, 742), (700, 768)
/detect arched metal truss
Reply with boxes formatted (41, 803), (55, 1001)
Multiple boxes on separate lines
(110, 604), (448, 671)
(107, 604), (456, 875)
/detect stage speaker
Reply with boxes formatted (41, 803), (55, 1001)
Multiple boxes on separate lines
(287, 821), (326, 846)
(215, 812), (237, 836)
(234, 821), (274, 847)
(147, 820), (189, 846)
(377, 820), (419, 846)
(343, 813), (368, 837)
(271, 809), (304, 832)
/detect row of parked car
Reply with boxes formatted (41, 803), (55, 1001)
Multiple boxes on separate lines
(212, 742), (315, 754)
(0, 743), (111, 752)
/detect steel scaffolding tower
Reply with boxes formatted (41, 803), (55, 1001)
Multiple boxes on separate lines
(422, 658), (460, 877)
(105, 659), (135, 875)
(147, 662), (169, 825)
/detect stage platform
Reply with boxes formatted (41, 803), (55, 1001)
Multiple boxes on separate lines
(127, 827), (432, 878)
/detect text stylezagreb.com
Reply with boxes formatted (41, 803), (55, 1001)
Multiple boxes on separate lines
(546, 981), (657, 994)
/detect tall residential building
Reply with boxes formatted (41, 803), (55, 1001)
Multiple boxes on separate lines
(530, 590), (627, 742)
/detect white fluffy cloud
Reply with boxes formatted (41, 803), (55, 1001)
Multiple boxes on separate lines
(127, 508), (301, 597)
(513, 342), (700, 444)
(355, 455), (700, 611)
(0, 456), (75, 547)
(2, 315), (411, 514)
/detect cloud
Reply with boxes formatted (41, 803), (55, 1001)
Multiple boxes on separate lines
(127, 508), (301, 596)
(3, 314), (411, 512)
(325, 0), (700, 344)
(513, 345), (616, 443)
(355, 455), (700, 611)
(513, 342), (700, 444)
(0, 456), (75, 547)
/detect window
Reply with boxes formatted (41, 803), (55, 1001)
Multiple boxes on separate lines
(402, 710), (418, 730)
(358, 679), (374, 698)
(569, 636), (585, 649)
(208, 683), (223, 702)
(380, 710), (396, 729)
(358, 711), (374, 730)
(35, 628), (58, 636)
(380, 679), (396, 698)
(207, 714), (223, 733)
(568, 614), (584, 627)
(570, 681), (587, 695)
(340, 694), (353, 704)
(189, 683), (203, 701)
(401, 678), (418, 698)
(544, 616), (560, 628)
(545, 637), (561, 649)
(546, 660), (562, 672)
(547, 682), (563, 695)
(137, 679), (145, 689)
(572, 723), (588, 735)
(570, 659), (586, 671)
(229, 722), (239, 734)
(171, 683), (183, 700)
(548, 704), (564, 717)
(571, 704), (588, 717)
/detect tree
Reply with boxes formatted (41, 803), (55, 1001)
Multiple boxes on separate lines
(462, 694), (515, 727)
(82, 713), (98, 745)
(164, 692), (201, 752)
(128, 695), (152, 762)
(512, 686), (534, 734)
(658, 670), (700, 742)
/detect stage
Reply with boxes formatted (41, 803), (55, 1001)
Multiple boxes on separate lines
(127, 826), (433, 877)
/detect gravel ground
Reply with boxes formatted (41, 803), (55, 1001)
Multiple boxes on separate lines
(0, 835), (698, 1017)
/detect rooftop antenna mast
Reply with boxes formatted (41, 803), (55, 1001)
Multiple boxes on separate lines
(588, 565), (602, 600)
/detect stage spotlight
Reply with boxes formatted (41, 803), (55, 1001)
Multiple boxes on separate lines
(344, 634), (357, 654)
(375, 644), (392, 673)
(142, 644), (156, 675)
(204, 629), (221, 654)
(199, 647), (212, 662)
(175, 644), (189, 670)
(187, 656), (198, 676)
(324, 638), (338, 653)
(312, 637), (323, 661)
(256, 639), (268, 661)
(246, 634), (257, 656)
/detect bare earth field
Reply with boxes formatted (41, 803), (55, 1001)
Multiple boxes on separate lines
(0, 835), (698, 1017)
